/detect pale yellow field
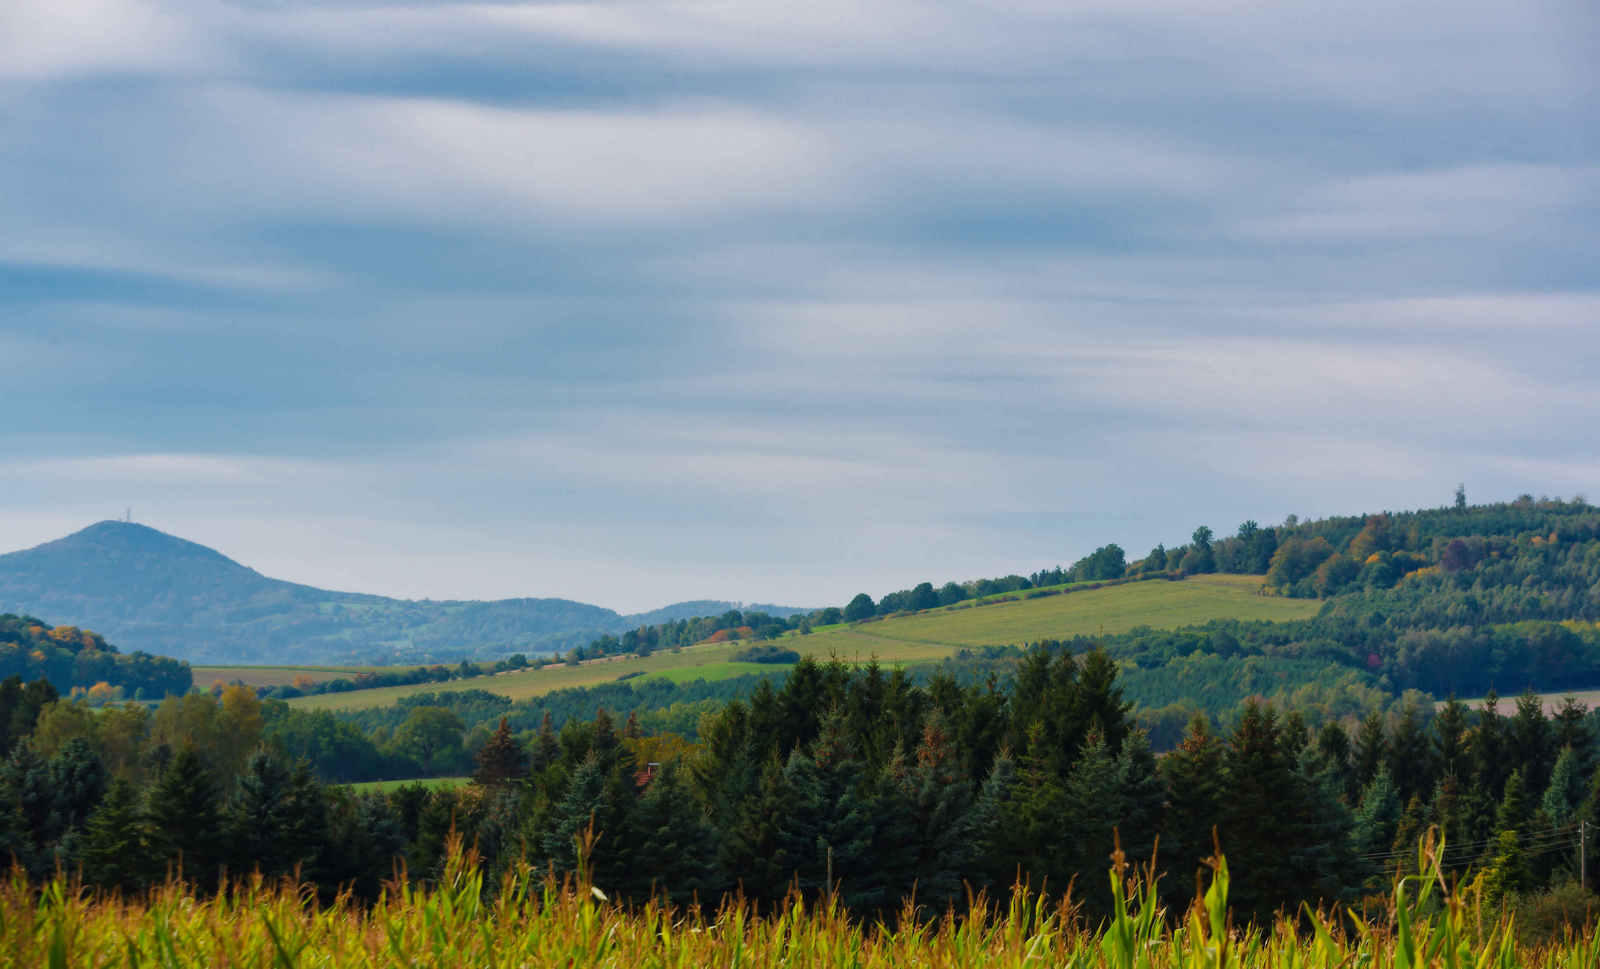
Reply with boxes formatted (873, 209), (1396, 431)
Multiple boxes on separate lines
(289, 574), (1317, 712)
(1444, 688), (1600, 715)
(194, 665), (382, 688)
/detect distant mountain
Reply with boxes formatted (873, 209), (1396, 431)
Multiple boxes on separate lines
(0, 522), (806, 665)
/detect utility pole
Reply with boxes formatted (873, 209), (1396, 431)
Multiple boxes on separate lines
(1582, 819), (1587, 893)
(823, 842), (834, 904)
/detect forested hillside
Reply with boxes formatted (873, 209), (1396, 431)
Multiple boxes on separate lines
(0, 614), (190, 700)
(0, 522), (802, 664)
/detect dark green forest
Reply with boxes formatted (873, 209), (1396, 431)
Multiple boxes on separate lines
(5, 650), (1599, 924)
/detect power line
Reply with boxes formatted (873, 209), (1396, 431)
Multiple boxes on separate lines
(1355, 825), (1583, 863)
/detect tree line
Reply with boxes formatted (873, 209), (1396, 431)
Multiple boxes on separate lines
(6, 652), (1600, 925)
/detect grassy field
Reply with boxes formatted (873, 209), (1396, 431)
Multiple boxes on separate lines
(342, 776), (470, 794)
(288, 575), (1318, 713)
(192, 665), (382, 688)
(795, 574), (1318, 659)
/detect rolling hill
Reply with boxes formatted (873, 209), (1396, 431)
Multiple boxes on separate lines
(286, 573), (1322, 711)
(0, 522), (803, 665)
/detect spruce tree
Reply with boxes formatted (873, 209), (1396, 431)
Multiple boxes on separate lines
(623, 761), (721, 906)
(1387, 702), (1435, 804)
(723, 754), (791, 906)
(970, 750), (1022, 895)
(1428, 773), (1471, 864)
(0, 764), (36, 874)
(1510, 691), (1555, 795)
(147, 748), (225, 887)
(775, 713), (879, 907)
(1495, 768), (1531, 839)
(542, 754), (604, 875)
(230, 752), (327, 880)
(1470, 691), (1509, 797)
(1552, 698), (1594, 777)
(1541, 747), (1585, 826)
(0, 742), (53, 876)
(1432, 696), (1469, 780)
(1006, 722), (1072, 890)
(529, 711), (560, 775)
(1352, 712), (1387, 792)
(1312, 720), (1355, 801)
(1353, 766), (1401, 859)
(1220, 701), (1303, 920)
(1290, 744), (1359, 905)
(473, 718), (528, 788)
(49, 737), (108, 835)
(1159, 714), (1225, 906)
(1063, 729), (1126, 912)
(1117, 729), (1166, 865)
(883, 711), (979, 908)
(80, 778), (156, 893)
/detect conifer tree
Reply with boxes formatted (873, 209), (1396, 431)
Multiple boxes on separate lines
(1353, 766), (1401, 859)
(1551, 698), (1594, 776)
(1470, 691), (1509, 797)
(1063, 729), (1126, 908)
(1, 742), (54, 876)
(48, 737), (108, 835)
(1495, 768), (1531, 838)
(147, 747), (225, 886)
(775, 711), (878, 906)
(230, 752), (327, 880)
(623, 761), (721, 906)
(1541, 746), (1585, 826)
(1290, 744), (1360, 904)
(1158, 714), (1224, 908)
(723, 754), (791, 906)
(1116, 729), (1166, 864)
(1432, 696), (1469, 780)
(1008, 721), (1073, 886)
(1510, 691), (1555, 795)
(883, 711), (979, 907)
(1352, 712), (1387, 792)
(80, 778), (156, 893)
(1428, 773), (1471, 860)
(1220, 701), (1305, 919)
(0, 761), (36, 874)
(473, 717), (528, 788)
(542, 754), (604, 876)
(1387, 702), (1435, 804)
(529, 711), (560, 775)
(970, 750), (1021, 894)
(1312, 720), (1355, 801)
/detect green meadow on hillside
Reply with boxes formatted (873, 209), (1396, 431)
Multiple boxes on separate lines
(288, 574), (1317, 712)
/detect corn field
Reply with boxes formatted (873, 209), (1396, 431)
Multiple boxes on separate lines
(2, 830), (1594, 968)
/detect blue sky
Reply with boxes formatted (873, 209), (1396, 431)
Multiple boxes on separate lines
(2, 0), (1596, 611)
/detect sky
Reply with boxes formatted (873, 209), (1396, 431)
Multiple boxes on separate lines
(2, 0), (1596, 613)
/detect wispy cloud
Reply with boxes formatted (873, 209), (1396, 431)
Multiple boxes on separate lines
(0, 0), (1592, 610)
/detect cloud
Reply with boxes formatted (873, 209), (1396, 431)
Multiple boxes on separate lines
(0, 0), (1592, 610)
(0, 0), (222, 80)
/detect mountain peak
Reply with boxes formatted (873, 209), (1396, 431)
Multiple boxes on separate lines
(43, 520), (257, 574)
